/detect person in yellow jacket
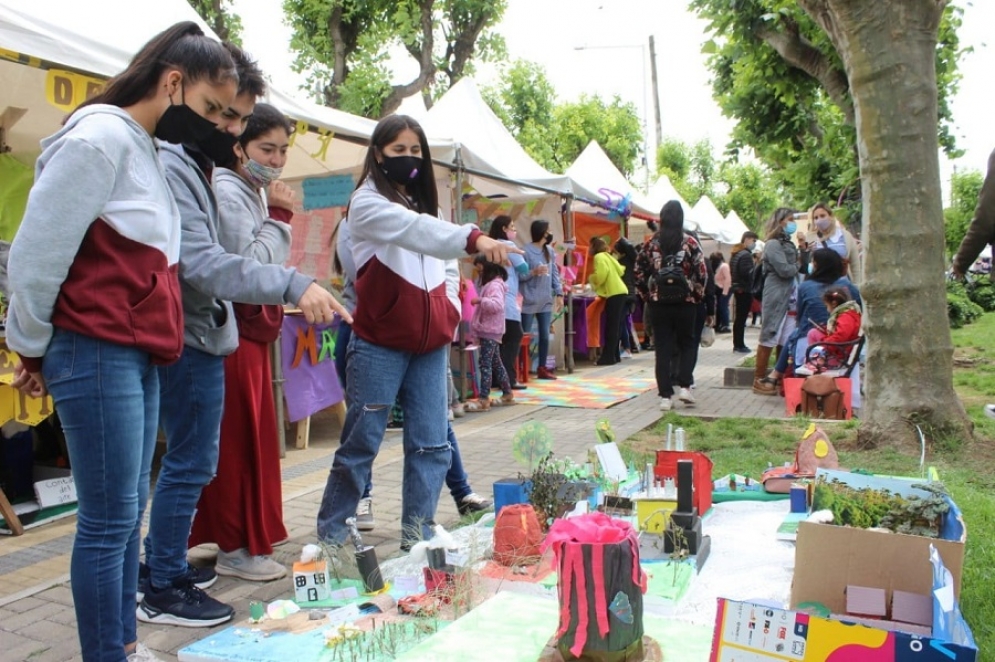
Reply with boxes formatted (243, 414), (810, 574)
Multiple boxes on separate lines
(588, 236), (630, 365)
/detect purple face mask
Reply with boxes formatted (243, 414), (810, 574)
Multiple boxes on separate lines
(815, 217), (832, 232)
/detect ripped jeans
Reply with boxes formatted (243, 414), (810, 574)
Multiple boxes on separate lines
(317, 335), (450, 546)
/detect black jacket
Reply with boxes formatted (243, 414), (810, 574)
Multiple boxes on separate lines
(730, 248), (755, 292)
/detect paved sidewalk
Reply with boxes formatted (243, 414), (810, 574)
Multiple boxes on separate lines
(0, 327), (783, 661)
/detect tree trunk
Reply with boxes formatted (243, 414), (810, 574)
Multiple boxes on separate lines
(799, 0), (971, 449)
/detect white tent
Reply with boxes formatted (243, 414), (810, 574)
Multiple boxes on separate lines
(691, 195), (726, 240)
(722, 210), (751, 245)
(0, 0), (399, 178)
(565, 140), (657, 219)
(421, 78), (572, 200)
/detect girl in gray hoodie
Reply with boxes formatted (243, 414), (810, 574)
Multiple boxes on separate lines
(6, 22), (239, 662)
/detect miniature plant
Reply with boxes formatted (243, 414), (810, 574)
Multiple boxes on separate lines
(666, 525), (689, 586)
(525, 451), (567, 530)
(878, 483), (951, 538)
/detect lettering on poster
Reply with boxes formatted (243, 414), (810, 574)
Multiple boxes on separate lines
(302, 175), (354, 210)
(45, 70), (104, 113)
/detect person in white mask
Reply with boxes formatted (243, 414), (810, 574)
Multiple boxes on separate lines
(810, 202), (862, 284)
(185, 103), (296, 582)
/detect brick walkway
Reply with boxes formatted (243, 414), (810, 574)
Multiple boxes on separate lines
(0, 326), (784, 661)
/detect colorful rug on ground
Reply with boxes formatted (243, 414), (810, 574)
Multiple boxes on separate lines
(508, 371), (656, 409)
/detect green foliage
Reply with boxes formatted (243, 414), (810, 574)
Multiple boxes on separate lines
(187, 0), (243, 44)
(656, 136), (784, 231)
(947, 280), (984, 328)
(284, 0), (506, 117)
(944, 168), (984, 256)
(813, 479), (949, 538)
(967, 279), (995, 312)
(525, 452), (567, 530)
(689, 0), (966, 209)
(812, 479), (902, 530)
(878, 483), (951, 538)
(484, 61), (642, 176)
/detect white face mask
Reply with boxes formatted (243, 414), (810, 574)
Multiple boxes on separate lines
(243, 158), (283, 188)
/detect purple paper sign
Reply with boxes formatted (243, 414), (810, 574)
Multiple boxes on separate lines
(280, 315), (345, 422)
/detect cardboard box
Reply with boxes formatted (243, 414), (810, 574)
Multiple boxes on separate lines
(713, 544), (976, 660)
(792, 470), (966, 611)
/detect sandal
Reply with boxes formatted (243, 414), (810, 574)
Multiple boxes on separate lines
(463, 399), (490, 413)
(501, 393), (516, 405)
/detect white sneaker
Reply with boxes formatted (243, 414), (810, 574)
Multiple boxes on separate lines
(659, 397), (673, 411)
(620, 350), (633, 359)
(128, 644), (163, 662)
(986, 404), (995, 420)
(678, 387), (696, 404)
(452, 402), (465, 418)
(215, 549), (287, 582)
(448, 408), (455, 421)
(355, 497), (375, 531)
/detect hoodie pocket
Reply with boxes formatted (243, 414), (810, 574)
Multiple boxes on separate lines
(130, 271), (184, 363)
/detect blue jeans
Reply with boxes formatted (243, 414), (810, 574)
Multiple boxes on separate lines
(145, 346), (224, 588)
(446, 423), (472, 501)
(317, 336), (450, 545)
(43, 330), (158, 661)
(521, 310), (552, 369)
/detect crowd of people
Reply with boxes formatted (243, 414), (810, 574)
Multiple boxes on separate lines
(13, 15), (995, 662)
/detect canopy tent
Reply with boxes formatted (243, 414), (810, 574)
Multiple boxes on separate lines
(0, 0), (416, 179)
(691, 195), (725, 241)
(421, 78), (573, 201)
(565, 140), (657, 219)
(721, 209), (751, 245)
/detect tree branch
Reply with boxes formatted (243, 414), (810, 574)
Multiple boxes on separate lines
(380, 0), (436, 117)
(754, 19), (854, 125)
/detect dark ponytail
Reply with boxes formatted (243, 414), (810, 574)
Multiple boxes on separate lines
(78, 21), (237, 113)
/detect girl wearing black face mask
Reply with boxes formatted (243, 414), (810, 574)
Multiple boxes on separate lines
(316, 115), (518, 552)
(6, 22), (238, 661)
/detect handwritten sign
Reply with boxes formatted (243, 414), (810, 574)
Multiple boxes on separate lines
(33, 469), (77, 508)
(280, 315), (344, 422)
(45, 69), (104, 113)
(302, 175), (354, 211)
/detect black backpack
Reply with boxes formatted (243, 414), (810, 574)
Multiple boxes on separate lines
(654, 249), (690, 304)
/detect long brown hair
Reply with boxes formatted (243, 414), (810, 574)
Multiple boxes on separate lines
(356, 114), (438, 214)
(77, 22), (236, 113)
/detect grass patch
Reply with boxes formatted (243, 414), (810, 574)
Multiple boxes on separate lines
(619, 312), (995, 659)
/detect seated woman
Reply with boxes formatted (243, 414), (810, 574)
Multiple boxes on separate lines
(796, 285), (862, 375)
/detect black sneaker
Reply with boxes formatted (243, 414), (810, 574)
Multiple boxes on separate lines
(457, 493), (493, 516)
(136, 563), (217, 603)
(137, 576), (234, 627)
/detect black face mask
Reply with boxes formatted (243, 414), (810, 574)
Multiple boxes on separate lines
(380, 155), (422, 184)
(196, 129), (239, 164)
(154, 97), (218, 145)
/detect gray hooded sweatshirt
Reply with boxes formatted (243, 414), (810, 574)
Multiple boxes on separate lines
(159, 143), (313, 356)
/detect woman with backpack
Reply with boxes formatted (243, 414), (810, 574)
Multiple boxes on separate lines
(753, 208), (800, 395)
(634, 201), (708, 411)
(729, 231), (759, 353)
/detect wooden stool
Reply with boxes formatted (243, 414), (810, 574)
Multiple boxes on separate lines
(518, 333), (532, 383)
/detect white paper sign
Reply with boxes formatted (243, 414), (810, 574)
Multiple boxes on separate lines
(326, 603), (361, 626)
(34, 475), (77, 508)
(595, 442), (628, 482)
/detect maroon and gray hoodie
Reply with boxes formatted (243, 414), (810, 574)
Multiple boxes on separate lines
(348, 179), (482, 354)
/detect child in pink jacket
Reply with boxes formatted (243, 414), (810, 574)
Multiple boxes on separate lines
(467, 261), (514, 411)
